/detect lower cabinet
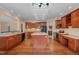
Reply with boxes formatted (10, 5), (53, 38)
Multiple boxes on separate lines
(76, 40), (79, 52)
(59, 34), (79, 52)
(68, 39), (79, 52)
(0, 37), (7, 50)
(59, 34), (66, 45)
(0, 34), (22, 51)
(68, 38), (76, 51)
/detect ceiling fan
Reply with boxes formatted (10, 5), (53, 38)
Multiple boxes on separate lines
(32, 3), (49, 8)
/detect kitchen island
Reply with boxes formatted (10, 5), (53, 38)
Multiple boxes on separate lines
(0, 32), (23, 51)
(31, 32), (49, 48)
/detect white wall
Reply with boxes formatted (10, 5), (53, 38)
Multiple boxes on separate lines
(47, 19), (56, 39)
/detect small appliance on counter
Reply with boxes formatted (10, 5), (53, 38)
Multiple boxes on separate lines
(59, 30), (64, 33)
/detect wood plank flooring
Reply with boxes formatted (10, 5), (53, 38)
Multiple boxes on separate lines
(1, 39), (78, 55)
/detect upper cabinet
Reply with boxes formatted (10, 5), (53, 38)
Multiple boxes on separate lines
(61, 16), (67, 28)
(71, 8), (79, 28)
(66, 14), (71, 27)
(61, 14), (71, 28)
(60, 8), (79, 28)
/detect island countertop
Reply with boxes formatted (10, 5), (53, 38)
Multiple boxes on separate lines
(31, 32), (48, 35)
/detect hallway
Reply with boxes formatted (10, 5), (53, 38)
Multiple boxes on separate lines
(5, 39), (76, 55)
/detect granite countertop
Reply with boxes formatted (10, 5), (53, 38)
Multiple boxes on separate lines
(0, 32), (23, 37)
(63, 34), (79, 40)
(59, 33), (79, 40)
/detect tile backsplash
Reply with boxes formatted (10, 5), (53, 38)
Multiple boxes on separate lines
(55, 28), (79, 37)
(65, 28), (79, 36)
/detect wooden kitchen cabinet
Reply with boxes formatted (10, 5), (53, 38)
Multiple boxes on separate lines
(61, 16), (67, 28)
(61, 14), (71, 28)
(66, 14), (71, 26)
(68, 37), (79, 52)
(71, 8), (79, 28)
(59, 34), (63, 44)
(0, 37), (7, 50)
(7, 36), (15, 49)
(0, 34), (22, 51)
(7, 34), (21, 50)
(59, 34), (66, 45)
(60, 8), (79, 28)
(68, 38), (76, 51)
(59, 34), (79, 52)
(76, 40), (79, 52)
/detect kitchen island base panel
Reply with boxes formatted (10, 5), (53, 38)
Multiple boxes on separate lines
(31, 35), (49, 48)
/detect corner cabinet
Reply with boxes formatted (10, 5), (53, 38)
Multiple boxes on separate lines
(71, 9), (79, 28)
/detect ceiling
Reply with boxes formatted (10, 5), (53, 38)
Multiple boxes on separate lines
(0, 3), (79, 21)
(0, 16), (17, 23)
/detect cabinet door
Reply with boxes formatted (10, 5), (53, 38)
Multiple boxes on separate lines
(0, 37), (7, 50)
(7, 36), (15, 49)
(68, 38), (76, 51)
(76, 40), (79, 52)
(61, 17), (67, 28)
(71, 9), (79, 28)
(59, 34), (65, 45)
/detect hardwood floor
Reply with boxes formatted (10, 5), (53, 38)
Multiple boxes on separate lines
(1, 39), (77, 55)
